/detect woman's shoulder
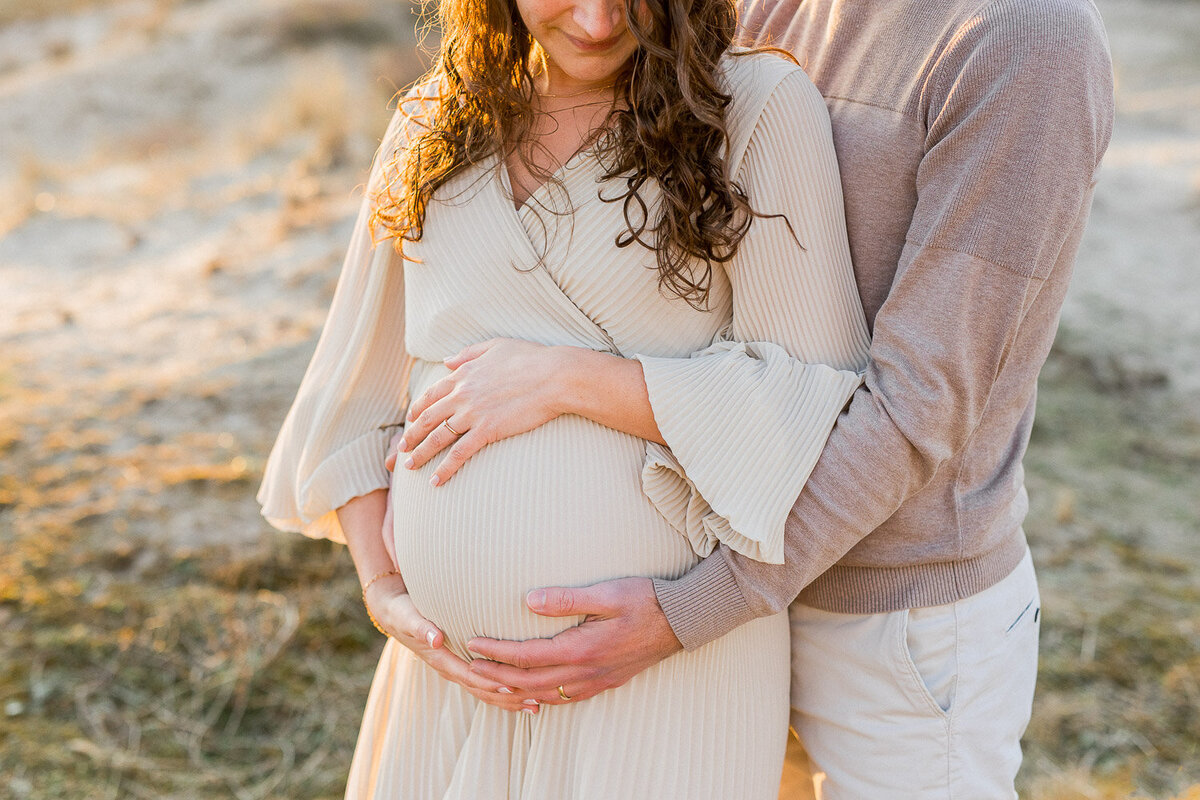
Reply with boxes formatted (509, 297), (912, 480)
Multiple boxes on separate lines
(718, 50), (830, 171)
(389, 78), (443, 136)
(720, 48), (825, 118)
(371, 76), (446, 160)
(720, 49), (802, 89)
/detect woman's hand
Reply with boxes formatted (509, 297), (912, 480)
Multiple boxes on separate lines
(340, 490), (536, 714)
(364, 574), (539, 715)
(396, 338), (569, 486)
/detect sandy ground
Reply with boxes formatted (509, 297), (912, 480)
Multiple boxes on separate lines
(1, 0), (1197, 797)
(1, 0), (423, 548)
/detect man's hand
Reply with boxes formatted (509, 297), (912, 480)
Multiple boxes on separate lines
(365, 576), (537, 714)
(464, 577), (683, 705)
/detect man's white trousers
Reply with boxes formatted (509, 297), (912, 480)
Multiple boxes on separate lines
(788, 549), (1040, 799)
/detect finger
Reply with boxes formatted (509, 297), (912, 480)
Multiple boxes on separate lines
(468, 658), (580, 693)
(384, 430), (406, 470)
(431, 429), (488, 485)
(443, 339), (496, 370)
(525, 584), (613, 619)
(465, 688), (538, 714)
(466, 635), (569, 669)
(376, 601), (532, 710)
(419, 648), (534, 713)
(402, 392), (461, 465)
(405, 377), (454, 428)
(405, 415), (466, 475)
(469, 661), (607, 706)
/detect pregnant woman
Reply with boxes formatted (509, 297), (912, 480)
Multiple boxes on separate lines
(258, 0), (870, 793)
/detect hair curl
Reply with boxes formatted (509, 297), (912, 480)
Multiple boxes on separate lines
(372, 0), (777, 308)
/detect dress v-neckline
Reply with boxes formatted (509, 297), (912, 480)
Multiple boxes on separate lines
(498, 145), (597, 214)
(482, 149), (622, 355)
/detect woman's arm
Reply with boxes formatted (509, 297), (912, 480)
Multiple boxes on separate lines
(396, 340), (664, 486)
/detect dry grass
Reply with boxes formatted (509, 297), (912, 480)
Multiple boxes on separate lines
(3, 337), (1198, 798)
(266, 0), (402, 50)
(1, 534), (375, 798)
(1016, 347), (1200, 798)
(0, 363), (376, 797)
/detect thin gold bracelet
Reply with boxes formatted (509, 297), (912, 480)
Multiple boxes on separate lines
(361, 570), (403, 637)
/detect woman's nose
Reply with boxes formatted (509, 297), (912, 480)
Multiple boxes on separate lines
(572, 0), (624, 40)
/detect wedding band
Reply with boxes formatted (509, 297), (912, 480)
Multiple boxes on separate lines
(557, 685), (572, 701)
(442, 420), (463, 436)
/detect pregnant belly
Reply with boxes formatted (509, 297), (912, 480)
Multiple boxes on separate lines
(390, 414), (697, 657)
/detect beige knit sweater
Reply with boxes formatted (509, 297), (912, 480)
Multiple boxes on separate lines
(655, 0), (1115, 648)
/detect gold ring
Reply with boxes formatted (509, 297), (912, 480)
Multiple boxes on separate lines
(557, 685), (572, 701)
(442, 420), (463, 436)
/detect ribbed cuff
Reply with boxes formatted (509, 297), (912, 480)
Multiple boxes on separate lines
(652, 554), (757, 651)
(797, 530), (1029, 613)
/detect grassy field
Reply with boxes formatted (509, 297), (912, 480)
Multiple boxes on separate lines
(2, 347), (1197, 798)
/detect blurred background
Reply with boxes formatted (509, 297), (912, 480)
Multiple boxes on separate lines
(0, 0), (1196, 797)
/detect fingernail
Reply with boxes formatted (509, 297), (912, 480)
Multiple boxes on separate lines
(400, 438), (411, 452)
(522, 707), (537, 715)
(522, 699), (539, 706)
(429, 474), (441, 487)
(527, 589), (546, 610)
(425, 630), (437, 647)
(403, 456), (414, 470)
(497, 686), (513, 694)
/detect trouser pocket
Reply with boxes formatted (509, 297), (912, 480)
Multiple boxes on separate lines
(898, 603), (958, 716)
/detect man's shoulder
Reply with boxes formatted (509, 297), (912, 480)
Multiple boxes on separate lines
(902, 0), (1111, 121)
(939, 0), (1108, 54)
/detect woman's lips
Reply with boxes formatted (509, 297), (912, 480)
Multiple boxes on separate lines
(564, 32), (625, 52)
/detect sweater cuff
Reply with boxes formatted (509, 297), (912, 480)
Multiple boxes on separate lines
(652, 554), (757, 651)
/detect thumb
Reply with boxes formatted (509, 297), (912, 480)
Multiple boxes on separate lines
(526, 585), (607, 618)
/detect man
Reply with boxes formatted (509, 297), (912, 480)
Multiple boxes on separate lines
(393, 0), (1115, 794)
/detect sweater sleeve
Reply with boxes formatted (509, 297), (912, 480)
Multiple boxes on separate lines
(633, 66), (871, 565)
(256, 106), (417, 543)
(655, 0), (1115, 648)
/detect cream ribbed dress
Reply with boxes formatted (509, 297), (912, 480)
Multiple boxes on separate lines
(259, 52), (871, 800)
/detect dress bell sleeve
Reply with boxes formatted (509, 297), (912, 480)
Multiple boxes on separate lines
(634, 66), (872, 565)
(257, 108), (414, 544)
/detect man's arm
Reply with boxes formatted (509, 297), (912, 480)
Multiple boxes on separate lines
(469, 0), (1114, 691)
(659, 0), (1116, 646)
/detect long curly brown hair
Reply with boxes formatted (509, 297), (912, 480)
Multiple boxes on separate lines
(372, 0), (774, 308)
